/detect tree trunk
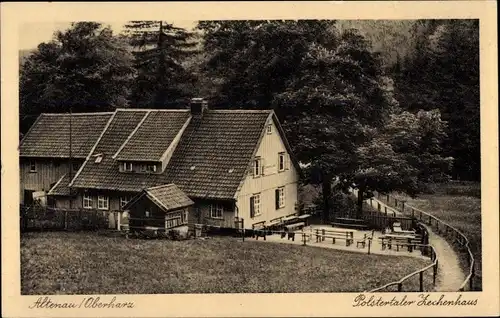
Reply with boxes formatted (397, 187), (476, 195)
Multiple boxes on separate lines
(322, 176), (332, 224)
(356, 185), (365, 219)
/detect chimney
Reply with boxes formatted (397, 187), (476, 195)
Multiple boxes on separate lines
(190, 97), (208, 115)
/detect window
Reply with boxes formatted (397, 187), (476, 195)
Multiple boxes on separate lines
(210, 204), (224, 219)
(166, 211), (183, 228)
(95, 154), (103, 163)
(278, 153), (286, 171)
(29, 160), (36, 172)
(83, 194), (92, 209)
(123, 162), (133, 172)
(120, 196), (131, 208)
(146, 164), (157, 173)
(250, 194), (261, 217)
(275, 187), (285, 209)
(254, 158), (261, 177)
(145, 210), (151, 218)
(97, 195), (109, 210)
(266, 124), (272, 134)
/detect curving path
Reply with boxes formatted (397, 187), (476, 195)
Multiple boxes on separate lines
(364, 194), (467, 291)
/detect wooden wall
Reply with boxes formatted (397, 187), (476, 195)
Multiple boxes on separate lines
(189, 200), (236, 228)
(235, 118), (299, 228)
(20, 157), (84, 203)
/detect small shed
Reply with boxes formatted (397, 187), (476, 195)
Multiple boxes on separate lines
(124, 184), (194, 233)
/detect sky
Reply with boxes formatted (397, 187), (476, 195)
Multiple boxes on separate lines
(19, 21), (198, 50)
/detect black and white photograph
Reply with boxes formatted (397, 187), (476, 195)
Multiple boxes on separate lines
(2, 1), (498, 317)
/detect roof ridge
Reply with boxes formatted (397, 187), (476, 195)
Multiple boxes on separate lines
(146, 183), (176, 190)
(115, 108), (189, 112)
(112, 111), (152, 159)
(68, 110), (117, 187)
(208, 109), (273, 113)
(41, 112), (115, 116)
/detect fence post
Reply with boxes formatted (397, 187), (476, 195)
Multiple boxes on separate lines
(419, 211), (422, 221)
(433, 261), (438, 285)
(377, 203), (381, 211)
(436, 221), (439, 234)
(322, 229), (325, 242)
(64, 210), (68, 230)
(419, 271), (424, 292)
(397, 283), (402, 292)
(401, 201), (405, 213)
(367, 238), (371, 255)
(117, 212), (121, 231)
(316, 229), (319, 243)
(386, 194), (389, 202)
(242, 219), (245, 242)
(411, 208), (415, 218)
(302, 233), (307, 246)
(394, 198), (398, 208)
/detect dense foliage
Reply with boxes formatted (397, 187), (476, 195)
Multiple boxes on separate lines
(20, 22), (134, 134)
(19, 20), (479, 219)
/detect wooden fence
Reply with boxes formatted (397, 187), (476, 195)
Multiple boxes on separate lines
(367, 237), (439, 292)
(375, 193), (478, 291)
(20, 204), (119, 232)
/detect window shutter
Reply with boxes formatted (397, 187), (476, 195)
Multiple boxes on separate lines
(261, 158), (265, 176)
(275, 189), (280, 209)
(250, 197), (255, 218)
(286, 154), (290, 170)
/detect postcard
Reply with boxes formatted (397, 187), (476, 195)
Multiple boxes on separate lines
(1, 1), (498, 317)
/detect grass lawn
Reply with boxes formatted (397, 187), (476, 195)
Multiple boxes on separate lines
(21, 232), (432, 294)
(392, 182), (482, 290)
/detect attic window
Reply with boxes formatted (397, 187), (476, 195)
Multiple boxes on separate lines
(266, 124), (272, 134)
(190, 165), (196, 171)
(94, 154), (103, 163)
(29, 160), (37, 172)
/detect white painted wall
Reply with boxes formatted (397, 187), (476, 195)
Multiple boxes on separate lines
(235, 117), (299, 228)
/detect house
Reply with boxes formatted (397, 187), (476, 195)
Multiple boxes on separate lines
(124, 184), (194, 233)
(19, 99), (302, 229)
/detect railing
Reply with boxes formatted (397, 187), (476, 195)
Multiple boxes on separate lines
(376, 193), (477, 291)
(367, 242), (439, 292)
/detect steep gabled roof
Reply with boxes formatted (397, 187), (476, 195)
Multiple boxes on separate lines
(36, 108), (300, 201)
(114, 110), (190, 161)
(163, 110), (273, 199)
(19, 112), (113, 158)
(124, 184), (194, 212)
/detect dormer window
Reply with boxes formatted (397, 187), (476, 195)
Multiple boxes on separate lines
(123, 162), (133, 172)
(146, 164), (157, 173)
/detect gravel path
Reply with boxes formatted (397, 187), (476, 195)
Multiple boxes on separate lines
(420, 223), (466, 291)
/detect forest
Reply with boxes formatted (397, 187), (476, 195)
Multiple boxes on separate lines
(19, 20), (480, 219)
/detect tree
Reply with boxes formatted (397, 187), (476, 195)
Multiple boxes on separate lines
(393, 20), (479, 181)
(200, 21), (398, 223)
(123, 21), (197, 108)
(353, 109), (452, 216)
(20, 22), (134, 134)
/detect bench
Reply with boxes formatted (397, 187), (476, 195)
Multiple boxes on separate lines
(282, 222), (306, 241)
(252, 222), (267, 240)
(331, 222), (369, 230)
(314, 230), (354, 246)
(379, 236), (422, 252)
